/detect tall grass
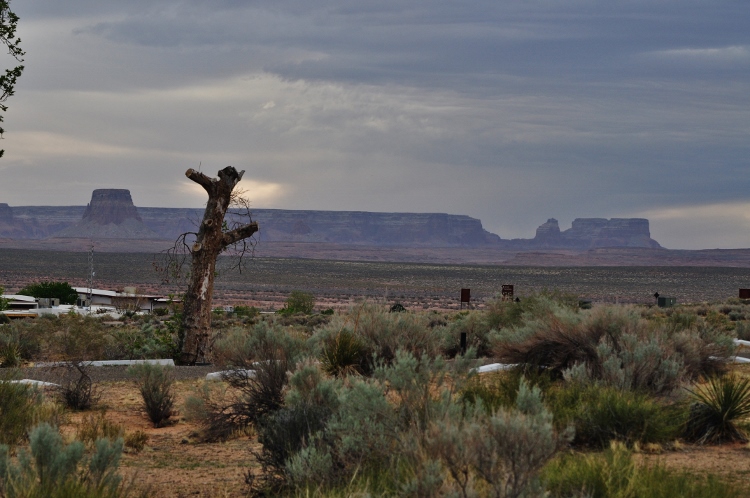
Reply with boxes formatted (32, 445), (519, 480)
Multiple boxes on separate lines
(544, 442), (740, 498)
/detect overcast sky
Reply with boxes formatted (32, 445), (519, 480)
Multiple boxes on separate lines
(1, 0), (748, 249)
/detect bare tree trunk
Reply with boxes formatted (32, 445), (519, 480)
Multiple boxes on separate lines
(179, 166), (258, 365)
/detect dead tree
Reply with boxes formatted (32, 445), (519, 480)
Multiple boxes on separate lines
(179, 166), (258, 364)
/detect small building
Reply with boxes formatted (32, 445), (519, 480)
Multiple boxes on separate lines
(1, 294), (39, 320)
(2, 294), (39, 310)
(74, 287), (118, 306)
(657, 296), (677, 308)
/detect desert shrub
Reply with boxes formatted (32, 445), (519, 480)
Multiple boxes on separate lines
(442, 311), (493, 358)
(319, 329), (369, 377)
(2, 322), (43, 362)
(684, 374), (750, 444)
(0, 423), (128, 498)
(59, 362), (100, 410)
(212, 321), (305, 369)
(152, 307), (169, 317)
(47, 315), (110, 362)
(735, 321), (750, 340)
(188, 328), (295, 441)
(312, 303), (441, 366)
(77, 411), (125, 448)
(493, 306), (734, 394)
(418, 380), (568, 498)
(108, 320), (178, 360)
(127, 363), (175, 427)
(278, 291), (315, 315)
(251, 365), (340, 491)
(0, 379), (44, 447)
(461, 367), (557, 414)
(293, 378), (398, 483)
(544, 442), (740, 498)
(547, 383), (684, 448)
(0, 331), (22, 367)
(124, 431), (148, 453)
(234, 305), (259, 318)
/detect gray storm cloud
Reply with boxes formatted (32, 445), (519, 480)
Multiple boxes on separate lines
(1, 0), (748, 249)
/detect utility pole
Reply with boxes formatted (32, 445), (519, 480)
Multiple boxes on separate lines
(87, 243), (95, 309)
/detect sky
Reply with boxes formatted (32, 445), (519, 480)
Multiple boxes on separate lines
(1, 0), (749, 249)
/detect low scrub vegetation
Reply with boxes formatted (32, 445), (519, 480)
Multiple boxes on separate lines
(128, 363), (175, 427)
(4, 288), (750, 495)
(0, 423), (129, 498)
(0, 376), (64, 447)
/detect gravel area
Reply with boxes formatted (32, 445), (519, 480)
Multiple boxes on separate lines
(17, 365), (223, 384)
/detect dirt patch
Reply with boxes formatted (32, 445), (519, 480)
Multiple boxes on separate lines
(645, 444), (750, 487)
(63, 380), (259, 498)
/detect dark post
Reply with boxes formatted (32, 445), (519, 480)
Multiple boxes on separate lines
(460, 332), (467, 355)
(460, 288), (470, 309)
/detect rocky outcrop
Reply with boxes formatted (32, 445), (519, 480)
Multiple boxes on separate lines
(54, 189), (160, 239)
(533, 218), (562, 246)
(504, 218), (661, 250)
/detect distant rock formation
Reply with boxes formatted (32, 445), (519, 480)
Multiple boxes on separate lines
(503, 218), (661, 250)
(54, 189), (161, 239)
(0, 203), (24, 238)
(0, 191), (662, 249)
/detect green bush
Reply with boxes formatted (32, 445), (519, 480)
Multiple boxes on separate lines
(0, 423), (128, 498)
(547, 384), (684, 448)
(544, 442), (740, 498)
(279, 291), (315, 315)
(233, 305), (259, 318)
(684, 374), (750, 443)
(17, 281), (79, 305)
(127, 363), (175, 428)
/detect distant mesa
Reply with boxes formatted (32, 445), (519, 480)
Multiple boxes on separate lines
(0, 203), (27, 238)
(0, 189), (662, 249)
(500, 217), (661, 250)
(53, 189), (161, 239)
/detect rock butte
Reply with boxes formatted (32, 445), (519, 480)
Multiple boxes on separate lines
(1, 190), (660, 249)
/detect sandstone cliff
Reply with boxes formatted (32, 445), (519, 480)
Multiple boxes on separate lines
(53, 189), (161, 239)
(2, 190), (661, 250)
(502, 218), (661, 250)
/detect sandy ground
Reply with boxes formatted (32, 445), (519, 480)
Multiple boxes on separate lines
(67, 380), (260, 498)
